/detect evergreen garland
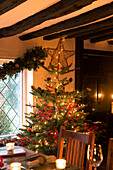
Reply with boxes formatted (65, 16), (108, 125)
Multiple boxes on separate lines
(0, 46), (47, 80)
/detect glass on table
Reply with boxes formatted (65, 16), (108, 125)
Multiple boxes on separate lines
(87, 144), (103, 170)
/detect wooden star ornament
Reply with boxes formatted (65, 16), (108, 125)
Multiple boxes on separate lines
(45, 38), (75, 70)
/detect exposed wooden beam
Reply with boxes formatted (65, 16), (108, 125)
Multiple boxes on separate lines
(0, 0), (96, 38)
(108, 40), (113, 45)
(0, 0), (27, 15)
(90, 32), (113, 43)
(19, 2), (113, 41)
(44, 21), (113, 41)
(83, 49), (113, 57)
(66, 26), (113, 40)
(43, 17), (113, 41)
(78, 27), (113, 40)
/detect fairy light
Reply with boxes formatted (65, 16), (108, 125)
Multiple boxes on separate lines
(45, 141), (48, 145)
(93, 158), (96, 162)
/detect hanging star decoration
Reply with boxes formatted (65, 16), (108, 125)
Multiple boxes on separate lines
(45, 38), (75, 70)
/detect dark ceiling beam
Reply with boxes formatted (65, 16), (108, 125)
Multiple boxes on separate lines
(108, 40), (113, 45)
(90, 32), (113, 43)
(79, 27), (113, 40)
(44, 21), (113, 40)
(43, 16), (113, 41)
(84, 49), (113, 57)
(19, 2), (113, 41)
(0, 0), (96, 38)
(0, 0), (27, 15)
(66, 25), (113, 40)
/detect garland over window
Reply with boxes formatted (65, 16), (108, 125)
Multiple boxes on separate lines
(0, 46), (47, 80)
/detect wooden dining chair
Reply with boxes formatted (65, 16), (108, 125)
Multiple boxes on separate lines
(106, 138), (113, 170)
(57, 126), (95, 170)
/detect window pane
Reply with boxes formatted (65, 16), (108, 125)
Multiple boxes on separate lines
(0, 73), (22, 136)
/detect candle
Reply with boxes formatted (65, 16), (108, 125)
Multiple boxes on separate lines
(56, 159), (66, 169)
(10, 162), (21, 170)
(6, 143), (14, 153)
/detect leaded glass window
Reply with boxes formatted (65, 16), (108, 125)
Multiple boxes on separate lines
(0, 73), (22, 136)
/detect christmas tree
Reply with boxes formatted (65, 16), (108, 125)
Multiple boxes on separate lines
(18, 38), (96, 155)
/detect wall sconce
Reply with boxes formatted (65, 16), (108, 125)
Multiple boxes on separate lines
(95, 93), (103, 101)
(111, 94), (113, 99)
(98, 93), (102, 99)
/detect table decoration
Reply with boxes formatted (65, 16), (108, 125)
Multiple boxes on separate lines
(26, 155), (56, 168)
(55, 159), (66, 169)
(10, 162), (21, 170)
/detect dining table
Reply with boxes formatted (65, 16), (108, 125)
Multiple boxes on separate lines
(0, 146), (80, 170)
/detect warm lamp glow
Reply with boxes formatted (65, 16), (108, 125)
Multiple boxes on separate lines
(95, 93), (103, 100)
(98, 93), (102, 99)
(56, 159), (66, 169)
(111, 94), (113, 99)
(10, 162), (21, 170)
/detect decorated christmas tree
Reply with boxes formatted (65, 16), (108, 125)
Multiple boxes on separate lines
(18, 38), (96, 155)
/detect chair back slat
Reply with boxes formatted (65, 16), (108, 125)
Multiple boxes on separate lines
(75, 140), (80, 167)
(78, 142), (85, 168)
(71, 140), (76, 165)
(57, 126), (95, 170)
(68, 139), (73, 164)
(66, 138), (71, 163)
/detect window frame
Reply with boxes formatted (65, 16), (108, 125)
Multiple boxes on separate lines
(0, 59), (33, 137)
